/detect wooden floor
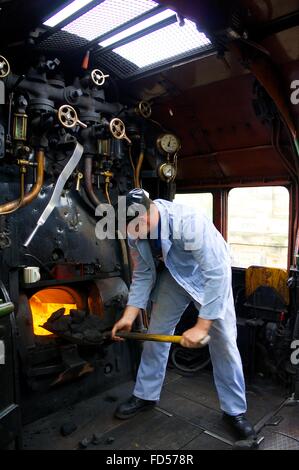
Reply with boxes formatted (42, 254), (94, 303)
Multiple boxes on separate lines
(22, 367), (299, 450)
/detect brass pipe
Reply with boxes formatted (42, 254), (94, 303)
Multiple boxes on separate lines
(0, 150), (45, 214)
(135, 150), (144, 189)
(104, 181), (111, 205)
(0, 168), (26, 215)
(84, 156), (102, 207)
(128, 145), (137, 187)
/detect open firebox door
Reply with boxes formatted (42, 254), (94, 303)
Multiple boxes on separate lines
(16, 278), (129, 389)
(29, 287), (81, 337)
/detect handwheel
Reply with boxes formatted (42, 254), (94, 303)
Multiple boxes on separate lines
(58, 105), (87, 129)
(91, 69), (109, 86)
(0, 56), (10, 78)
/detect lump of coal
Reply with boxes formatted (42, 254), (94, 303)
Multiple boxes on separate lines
(92, 433), (102, 445)
(83, 329), (102, 342)
(43, 308), (110, 344)
(70, 309), (87, 324)
(72, 333), (84, 341)
(51, 316), (71, 333)
(60, 422), (77, 437)
(48, 308), (65, 323)
(105, 437), (115, 445)
(79, 437), (90, 449)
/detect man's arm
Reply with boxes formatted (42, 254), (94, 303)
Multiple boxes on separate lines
(183, 214), (231, 321)
(180, 317), (212, 348)
(112, 239), (155, 339)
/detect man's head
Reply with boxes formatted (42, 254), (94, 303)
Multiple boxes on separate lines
(125, 188), (160, 239)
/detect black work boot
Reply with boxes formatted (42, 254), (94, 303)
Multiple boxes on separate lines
(223, 413), (257, 440)
(115, 395), (156, 420)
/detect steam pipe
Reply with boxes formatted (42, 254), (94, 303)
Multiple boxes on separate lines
(128, 145), (137, 187)
(135, 131), (145, 188)
(135, 150), (144, 189)
(105, 181), (111, 205)
(0, 168), (26, 215)
(0, 150), (45, 214)
(84, 156), (102, 207)
(4, 74), (122, 115)
(83, 156), (132, 287)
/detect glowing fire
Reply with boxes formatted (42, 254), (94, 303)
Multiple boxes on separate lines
(29, 288), (79, 336)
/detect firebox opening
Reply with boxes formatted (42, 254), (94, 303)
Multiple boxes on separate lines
(29, 287), (82, 336)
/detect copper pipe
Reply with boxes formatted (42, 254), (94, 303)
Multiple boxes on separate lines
(84, 156), (102, 207)
(135, 150), (144, 189)
(0, 168), (26, 215)
(105, 181), (111, 205)
(128, 145), (137, 187)
(0, 149), (45, 214)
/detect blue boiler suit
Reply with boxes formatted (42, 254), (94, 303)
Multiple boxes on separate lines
(126, 199), (247, 416)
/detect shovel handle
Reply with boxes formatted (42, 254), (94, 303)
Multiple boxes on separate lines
(116, 331), (211, 347)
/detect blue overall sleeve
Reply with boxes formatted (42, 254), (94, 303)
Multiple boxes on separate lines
(182, 214), (232, 320)
(126, 238), (155, 310)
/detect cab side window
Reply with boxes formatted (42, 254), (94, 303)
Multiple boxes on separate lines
(227, 186), (289, 269)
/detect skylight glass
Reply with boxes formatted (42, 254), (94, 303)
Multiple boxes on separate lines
(43, 0), (94, 27)
(112, 19), (211, 68)
(62, 0), (158, 41)
(99, 9), (175, 48)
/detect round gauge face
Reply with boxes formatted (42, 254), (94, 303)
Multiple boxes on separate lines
(159, 163), (176, 181)
(157, 133), (180, 155)
(162, 163), (176, 179)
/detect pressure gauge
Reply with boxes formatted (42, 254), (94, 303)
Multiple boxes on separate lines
(156, 133), (180, 155)
(158, 163), (177, 182)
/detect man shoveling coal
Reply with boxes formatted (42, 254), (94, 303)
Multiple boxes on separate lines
(111, 188), (257, 446)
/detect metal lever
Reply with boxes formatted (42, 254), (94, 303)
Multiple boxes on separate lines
(23, 142), (84, 247)
(76, 172), (83, 191)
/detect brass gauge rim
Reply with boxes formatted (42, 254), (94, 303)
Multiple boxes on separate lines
(156, 133), (181, 156)
(158, 162), (177, 182)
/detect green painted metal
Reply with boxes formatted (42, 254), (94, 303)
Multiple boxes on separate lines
(0, 301), (14, 318)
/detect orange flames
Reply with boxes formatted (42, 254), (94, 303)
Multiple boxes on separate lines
(29, 287), (81, 336)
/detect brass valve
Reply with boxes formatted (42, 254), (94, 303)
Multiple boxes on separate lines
(101, 170), (114, 205)
(135, 100), (152, 119)
(17, 159), (37, 168)
(91, 69), (109, 87)
(0, 55), (10, 78)
(58, 105), (87, 129)
(101, 170), (113, 182)
(109, 118), (131, 144)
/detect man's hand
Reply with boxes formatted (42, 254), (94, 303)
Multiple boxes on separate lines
(111, 305), (140, 341)
(180, 318), (212, 349)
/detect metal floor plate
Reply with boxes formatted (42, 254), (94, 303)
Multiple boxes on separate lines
(22, 369), (299, 450)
